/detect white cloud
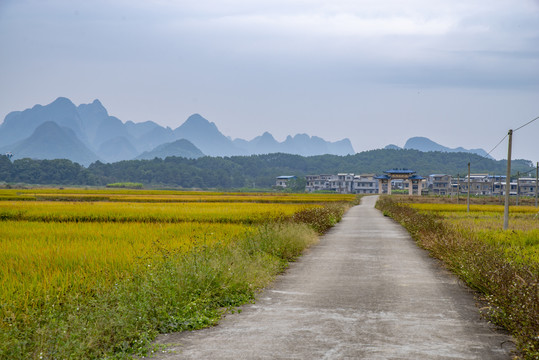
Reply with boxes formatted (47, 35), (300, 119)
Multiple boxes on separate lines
(201, 13), (456, 37)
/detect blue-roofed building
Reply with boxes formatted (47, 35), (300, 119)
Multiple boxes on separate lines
(375, 169), (425, 195)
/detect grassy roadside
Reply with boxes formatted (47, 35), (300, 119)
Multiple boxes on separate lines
(1, 202), (349, 360)
(376, 196), (539, 359)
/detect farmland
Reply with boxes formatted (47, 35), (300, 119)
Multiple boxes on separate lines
(0, 189), (356, 359)
(376, 196), (539, 359)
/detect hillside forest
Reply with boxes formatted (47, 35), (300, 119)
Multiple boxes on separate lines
(0, 150), (534, 189)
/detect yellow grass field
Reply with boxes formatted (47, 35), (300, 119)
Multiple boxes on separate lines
(377, 196), (538, 358)
(0, 201), (317, 223)
(408, 202), (539, 265)
(0, 189), (356, 203)
(0, 189), (356, 359)
(1, 221), (253, 308)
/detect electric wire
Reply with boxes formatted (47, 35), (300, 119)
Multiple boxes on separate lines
(480, 114), (538, 160)
(514, 115), (539, 132)
(484, 134), (508, 159)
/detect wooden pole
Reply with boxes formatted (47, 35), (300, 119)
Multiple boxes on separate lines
(535, 161), (539, 207)
(516, 171), (520, 206)
(503, 130), (512, 230)
(457, 173), (460, 205)
(467, 162), (471, 213)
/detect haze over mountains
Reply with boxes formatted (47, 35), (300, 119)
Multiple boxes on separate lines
(0, 98), (355, 166)
(385, 137), (493, 159)
(0, 97), (498, 167)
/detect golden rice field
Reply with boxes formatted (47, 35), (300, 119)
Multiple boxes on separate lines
(0, 201), (316, 224)
(0, 189), (356, 203)
(377, 196), (539, 358)
(408, 202), (539, 263)
(1, 221), (253, 308)
(0, 192), (343, 307)
(0, 189), (355, 359)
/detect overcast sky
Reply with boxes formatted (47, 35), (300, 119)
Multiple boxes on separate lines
(1, 0), (538, 162)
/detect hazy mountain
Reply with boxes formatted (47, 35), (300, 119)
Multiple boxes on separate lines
(326, 138), (355, 156)
(0, 97), (86, 147)
(384, 144), (402, 150)
(233, 131), (355, 156)
(136, 139), (204, 160)
(0, 121), (99, 166)
(233, 132), (281, 154)
(93, 116), (132, 148)
(403, 137), (492, 159)
(1, 98), (357, 163)
(77, 99), (109, 145)
(135, 125), (176, 153)
(280, 134), (355, 156)
(125, 120), (161, 139)
(97, 136), (139, 163)
(173, 114), (246, 156)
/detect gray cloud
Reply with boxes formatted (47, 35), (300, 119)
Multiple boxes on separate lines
(1, 0), (538, 161)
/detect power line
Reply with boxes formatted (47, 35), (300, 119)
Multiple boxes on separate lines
(484, 134), (508, 159)
(481, 114), (538, 159)
(514, 115), (539, 132)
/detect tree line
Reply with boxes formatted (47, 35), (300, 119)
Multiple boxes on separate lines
(0, 150), (534, 188)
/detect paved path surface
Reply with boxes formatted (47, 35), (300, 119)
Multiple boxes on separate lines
(150, 196), (514, 359)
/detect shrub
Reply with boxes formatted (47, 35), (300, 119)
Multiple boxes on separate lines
(292, 203), (347, 234)
(376, 196), (539, 359)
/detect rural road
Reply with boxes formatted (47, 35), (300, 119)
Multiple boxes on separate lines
(149, 195), (514, 359)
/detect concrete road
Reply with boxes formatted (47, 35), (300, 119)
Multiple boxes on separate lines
(150, 195), (514, 359)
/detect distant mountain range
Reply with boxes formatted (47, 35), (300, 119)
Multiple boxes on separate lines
(0, 97), (496, 167)
(0, 97), (355, 165)
(385, 136), (492, 159)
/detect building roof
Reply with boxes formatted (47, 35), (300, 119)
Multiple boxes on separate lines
(276, 176), (296, 180)
(384, 169), (416, 174)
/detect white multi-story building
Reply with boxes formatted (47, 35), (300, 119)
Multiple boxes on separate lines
(517, 178), (538, 197)
(353, 174), (378, 194)
(306, 172), (537, 197)
(305, 173), (379, 194)
(305, 174), (335, 192)
(428, 174), (452, 195)
(460, 174), (493, 196)
(275, 175), (297, 188)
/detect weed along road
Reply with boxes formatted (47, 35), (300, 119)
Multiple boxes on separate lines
(150, 196), (514, 359)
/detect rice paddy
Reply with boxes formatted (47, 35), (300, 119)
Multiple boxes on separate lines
(0, 189), (355, 359)
(408, 202), (539, 263)
(377, 196), (539, 359)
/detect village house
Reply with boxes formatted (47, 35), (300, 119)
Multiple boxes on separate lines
(460, 174), (493, 196)
(305, 173), (379, 194)
(427, 174), (452, 195)
(353, 174), (378, 194)
(275, 175), (297, 188)
(304, 171), (537, 198)
(518, 178), (538, 197)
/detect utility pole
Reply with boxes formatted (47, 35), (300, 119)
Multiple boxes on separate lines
(467, 162), (471, 213)
(535, 161), (539, 207)
(457, 173), (460, 205)
(516, 172), (520, 206)
(499, 176), (503, 203)
(503, 130), (513, 230)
